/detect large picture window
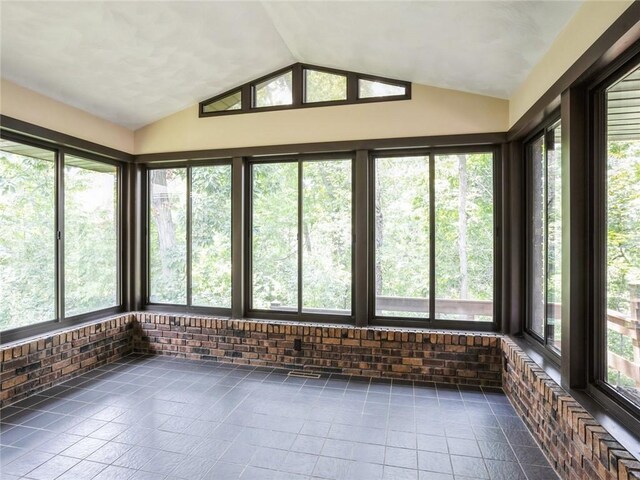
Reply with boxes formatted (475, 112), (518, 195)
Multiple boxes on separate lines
(373, 151), (494, 323)
(603, 63), (640, 405)
(526, 120), (562, 354)
(249, 158), (353, 318)
(147, 164), (232, 310)
(0, 136), (122, 337)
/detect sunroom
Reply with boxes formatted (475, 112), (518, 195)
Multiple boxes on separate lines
(1, 2), (639, 479)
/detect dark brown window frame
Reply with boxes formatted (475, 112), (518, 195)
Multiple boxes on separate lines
(589, 44), (640, 426)
(244, 153), (356, 325)
(368, 146), (501, 333)
(523, 112), (563, 362)
(0, 130), (126, 344)
(199, 63), (411, 118)
(143, 160), (233, 317)
(135, 135), (503, 332)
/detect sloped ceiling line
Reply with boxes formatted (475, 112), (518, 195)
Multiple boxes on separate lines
(0, 1), (582, 130)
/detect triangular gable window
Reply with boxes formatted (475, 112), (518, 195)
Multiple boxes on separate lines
(199, 63), (410, 117)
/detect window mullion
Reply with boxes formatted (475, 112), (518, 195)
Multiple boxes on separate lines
(56, 150), (65, 321)
(186, 166), (193, 307)
(298, 160), (303, 316)
(429, 152), (436, 322)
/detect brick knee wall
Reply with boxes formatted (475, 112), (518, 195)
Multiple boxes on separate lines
(2, 311), (640, 480)
(131, 312), (503, 386)
(501, 337), (640, 480)
(0, 314), (134, 407)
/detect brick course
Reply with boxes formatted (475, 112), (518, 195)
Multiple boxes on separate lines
(131, 312), (503, 386)
(501, 337), (640, 480)
(0, 314), (133, 407)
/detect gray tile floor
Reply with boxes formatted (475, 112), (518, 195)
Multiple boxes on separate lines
(0, 355), (558, 480)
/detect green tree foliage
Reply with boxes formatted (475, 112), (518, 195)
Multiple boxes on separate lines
(149, 169), (187, 304)
(252, 162), (298, 309)
(192, 166), (232, 308)
(64, 160), (118, 317)
(0, 150), (55, 330)
(606, 139), (640, 386)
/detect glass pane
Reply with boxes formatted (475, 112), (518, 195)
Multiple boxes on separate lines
(192, 165), (232, 308)
(254, 71), (293, 108)
(375, 156), (429, 318)
(65, 156), (118, 317)
(302, 160), (352, 314)
(605, 64), (640, 404)
(304, 69), (347, 103)
(149, 169), (187, 304)
(359, 79), (406, 99)
(546, 123), (562, 351)
(251, 162), (298, 311)
(202, 91), (241, 113)
(0, 140), (55, 331)
(434, 153), (493, 321)
(529, 136), (546, 338)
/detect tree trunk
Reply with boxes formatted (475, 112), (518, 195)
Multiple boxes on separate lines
(150, 170), (177, 277)
(457, 155), (469, 300)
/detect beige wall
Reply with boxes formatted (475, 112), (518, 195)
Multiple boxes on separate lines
(3, 0), (633, 154)
(509, 0), (634, 127)
(1, 79), (134, 154)
(134, 84), (509, 155)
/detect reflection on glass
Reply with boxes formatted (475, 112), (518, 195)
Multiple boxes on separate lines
(605, 64), (640, 405)
(546, 123), (562, 351)
(0, 140), (55, 331)
(252, 162), (298, 310)
(374, 156), (429, 318)
(202, 91), (241, 113)
(149, 169), (187, 304)
(254, 71), (293, 107)
(302, 160), (352, 314)
(529, 136), (545, 338)
(192, 165), (232, 308)
(434, 153), (493, 322)
(359, 79), (405, 98)
(65, 156), (118, 317)
(304, 70), (347, 103)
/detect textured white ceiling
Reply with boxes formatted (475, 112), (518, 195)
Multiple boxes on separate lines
(0, 1), (582, 130)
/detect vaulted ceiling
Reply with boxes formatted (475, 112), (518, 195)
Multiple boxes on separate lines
(0, 1), (582, 130)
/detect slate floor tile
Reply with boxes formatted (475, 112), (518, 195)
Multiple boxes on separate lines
(0, 355), (558, 480)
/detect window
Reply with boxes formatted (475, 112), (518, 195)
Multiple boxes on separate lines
(374, 156), (430, 318)
(148, 164), (232, 309)
(254, 71), (293, 108)
(304, 69), (347, 103)
(199, 63), (411, 117)
(64, 156), (118, 317)
(0, 136), (122, 337)
(250, 158), (353, 317)
(192, 165), (232, 308)
(359, 79), (406, 99)
(373, 152), (494, 323)
(603, 63), (640, 404)
(149, 168), (187, 304)
(526, 120), (562, 353)
(434, 153), (494, 322)
(201, 90), (241, 114)
(0, 139), (56, 331)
